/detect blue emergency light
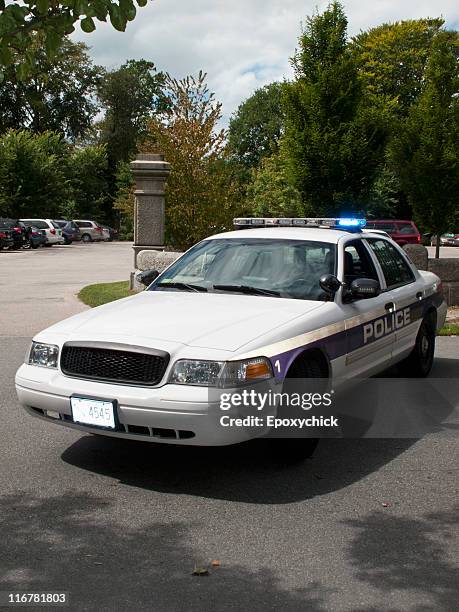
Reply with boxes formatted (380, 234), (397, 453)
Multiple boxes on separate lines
(337, 218), (367, 229)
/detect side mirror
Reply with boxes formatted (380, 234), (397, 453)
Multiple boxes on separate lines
(350, 278), (380, 299)
(319, 274), (342, 296)
(137, 269), (159, 288)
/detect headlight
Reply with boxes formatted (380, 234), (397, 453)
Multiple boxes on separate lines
(28, 342), (59, 368)
(169, 360), (224, 386)
(169, 357), (273, 387)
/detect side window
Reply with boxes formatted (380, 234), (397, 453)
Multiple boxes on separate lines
(343, 240), (379, 286)
(367, 239), (414, 288)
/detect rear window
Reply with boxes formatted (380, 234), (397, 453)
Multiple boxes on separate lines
(397, 223), (418, 235)
(21, 220), (48, 229)
(0, 219), (16, 229)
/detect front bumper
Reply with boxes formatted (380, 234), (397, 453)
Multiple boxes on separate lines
(15, 364), (259, 446)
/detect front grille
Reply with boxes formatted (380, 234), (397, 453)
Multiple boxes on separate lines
(61, 342), (169, 386)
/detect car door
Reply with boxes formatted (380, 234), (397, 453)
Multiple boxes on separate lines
(337, 237), (395, 379)
(365, 238), (421, 364)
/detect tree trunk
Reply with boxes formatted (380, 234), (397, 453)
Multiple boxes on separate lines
(435, 236), (440, 259)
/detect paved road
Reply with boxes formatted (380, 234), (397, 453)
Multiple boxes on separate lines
(426, 246), (459, 258)
(0, 243), (458, 612)
(0, 242), (134, 336)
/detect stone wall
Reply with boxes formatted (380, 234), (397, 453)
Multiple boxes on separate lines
(404, 244), (459, 306)
(132, 250), (182, 292)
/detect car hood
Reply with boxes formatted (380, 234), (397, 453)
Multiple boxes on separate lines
(40, 290), (325, 353)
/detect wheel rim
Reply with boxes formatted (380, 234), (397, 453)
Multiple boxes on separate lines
(420, 334), (430, 357)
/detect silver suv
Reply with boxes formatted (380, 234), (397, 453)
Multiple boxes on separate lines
(73, 220), (105, 242)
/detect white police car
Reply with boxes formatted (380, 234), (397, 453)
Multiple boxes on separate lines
(15, 218), (446, 450)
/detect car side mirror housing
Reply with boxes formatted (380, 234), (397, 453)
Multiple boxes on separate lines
(350, 278), (380, 299)
(137, 269), (159, 288)
(319, 274), (342, 296)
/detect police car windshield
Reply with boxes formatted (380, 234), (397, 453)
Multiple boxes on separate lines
(149, 238), (336, 301)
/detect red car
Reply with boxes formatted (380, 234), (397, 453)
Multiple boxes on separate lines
(365, 220), (421, 246)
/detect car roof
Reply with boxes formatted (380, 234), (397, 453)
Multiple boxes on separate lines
(206, 227), (384, 244)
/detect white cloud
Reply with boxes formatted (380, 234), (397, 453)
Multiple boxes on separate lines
(73, 0), (459, 125)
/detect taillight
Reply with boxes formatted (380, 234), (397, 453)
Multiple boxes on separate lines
(50, 228), (56, 235)
(96, 227), (103, 233)
(0, 232), (6, 238)
(13, 226), (22, 233)
(416, 234), (421, 243)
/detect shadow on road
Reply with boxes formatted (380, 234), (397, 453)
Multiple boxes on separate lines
(61, 437), (416, 504)
(0, 491), (332, 612)
(344, 506), (459, 611)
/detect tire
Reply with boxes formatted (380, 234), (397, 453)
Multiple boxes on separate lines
(268, 354), (327, 463)
(81, 233), (92, 243)
(400, 315), (436, 377)
(31, 242), (39, 249)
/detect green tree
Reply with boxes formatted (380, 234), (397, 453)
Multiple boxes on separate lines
(283, 1), (388, 216)
(228, 82), (283, 172)
(352, 19), (446, 115)
(142, 72), (239, 250)
(0, 130), (68, 217)
(97, 59), (166, 168)
(247, 152), (304, 218)
(66, 144), (110, 221)
(112, 161), (134, 239)
(389, 32), (459, 257)
(0, 0), (150, 80)
(0, 36), (102, 141)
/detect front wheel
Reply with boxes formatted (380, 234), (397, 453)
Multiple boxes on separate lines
(400, 315), (436, 377)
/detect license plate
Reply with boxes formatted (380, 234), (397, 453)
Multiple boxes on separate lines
(71, 397), (116, 429)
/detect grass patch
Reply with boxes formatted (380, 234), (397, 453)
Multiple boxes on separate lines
(439, 323), (459, 336)
(78, 281), (135, 308)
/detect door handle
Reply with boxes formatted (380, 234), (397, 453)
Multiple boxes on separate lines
(385, 302), (395, 312)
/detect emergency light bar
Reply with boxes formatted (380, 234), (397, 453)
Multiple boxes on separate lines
(233, 217), (367, 231)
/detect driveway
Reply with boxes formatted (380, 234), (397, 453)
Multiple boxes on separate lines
(0, 241), (133, 336)
(0, 243), (458, 612)
(426, 246), (459, 258)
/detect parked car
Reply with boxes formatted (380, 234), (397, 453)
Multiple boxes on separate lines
(73, 220), (105, 242)
(365, 220), (421, 246)
(20, 219), (64, 246)
(431, 233), (459, 247)
(0, 219), (14, 250)
(20, 224), (47, 249)
(53, 220), (81, 245)
(0, 218), (26, 249)
(99, 224), (119, 241)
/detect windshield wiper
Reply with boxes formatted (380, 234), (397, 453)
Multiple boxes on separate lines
(156, 282), (208, 292)
(213, 284), (280, 297)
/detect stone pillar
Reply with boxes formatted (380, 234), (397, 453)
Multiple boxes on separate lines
(130, 153), (171, 287)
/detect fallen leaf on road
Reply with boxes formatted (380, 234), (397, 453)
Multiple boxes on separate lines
(192, 567), (209, 576)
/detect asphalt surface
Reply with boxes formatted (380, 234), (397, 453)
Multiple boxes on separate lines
(0, 242), (458, 612)
(426, 246), (459, 258)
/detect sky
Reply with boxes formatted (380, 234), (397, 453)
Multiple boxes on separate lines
(73, 0), (459, 125)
